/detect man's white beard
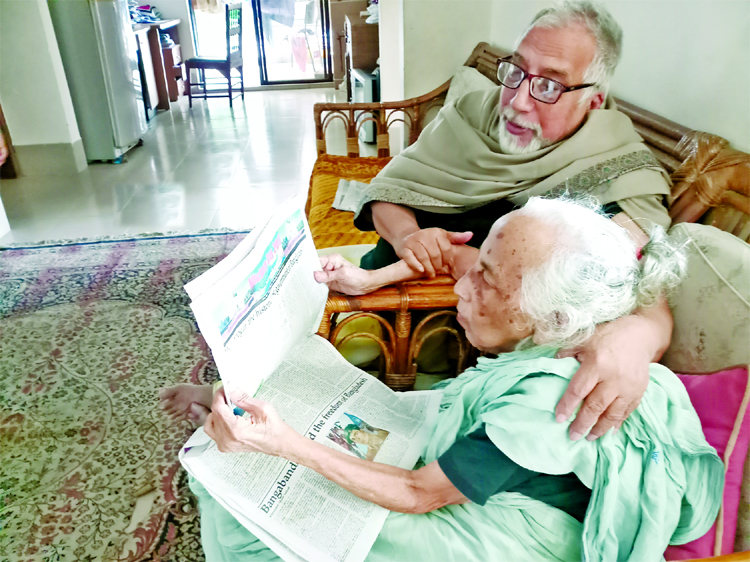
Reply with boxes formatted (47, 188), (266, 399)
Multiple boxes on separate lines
(494, 107), (553, 155)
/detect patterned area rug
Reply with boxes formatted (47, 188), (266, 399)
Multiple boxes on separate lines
(0, 231), (249, 562)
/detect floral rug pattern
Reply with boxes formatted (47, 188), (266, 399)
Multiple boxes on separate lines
(0, 232), (248, 562)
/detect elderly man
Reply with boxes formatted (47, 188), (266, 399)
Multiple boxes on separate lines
(350, 0), (674, 441)
(195, 197), (721, 561)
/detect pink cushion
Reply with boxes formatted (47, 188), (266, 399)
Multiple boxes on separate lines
(665, 366), (750, 560)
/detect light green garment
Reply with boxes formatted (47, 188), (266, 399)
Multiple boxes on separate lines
(190, 476), (583, 562)
(191, 346), (723, 562)
(423, 346), (724, 561)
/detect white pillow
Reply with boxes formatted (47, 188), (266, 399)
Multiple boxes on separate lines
(445, 66), (498, 105)
(661, 223), (750, 373)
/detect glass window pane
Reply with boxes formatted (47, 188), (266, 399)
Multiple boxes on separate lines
(259, 0), (329, 83)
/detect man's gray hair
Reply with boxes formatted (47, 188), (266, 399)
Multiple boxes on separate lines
(519, 0), (623, 100)
(514, 196), (686, 348)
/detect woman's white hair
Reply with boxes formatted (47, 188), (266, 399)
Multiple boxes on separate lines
(518, 0), (623, 101)
(515, 196), (686, 348)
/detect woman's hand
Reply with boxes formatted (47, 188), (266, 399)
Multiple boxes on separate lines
(314, 254), (378, 295)
(203, 388), (300, 457)
(313, 242), (479, 296)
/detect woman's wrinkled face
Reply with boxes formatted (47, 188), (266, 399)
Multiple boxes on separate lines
(454, 213), (552, 353)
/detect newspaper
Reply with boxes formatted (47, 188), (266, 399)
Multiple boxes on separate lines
(180, 198), (442, 562)
(185, 197), (330, 403)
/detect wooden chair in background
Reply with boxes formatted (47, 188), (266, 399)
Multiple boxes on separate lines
(184, 2), (244, 108)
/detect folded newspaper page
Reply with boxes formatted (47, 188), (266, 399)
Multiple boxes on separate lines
(180, 336), (441, 562)
(185, 197), (329, 402)
(180, 199), (442, 562)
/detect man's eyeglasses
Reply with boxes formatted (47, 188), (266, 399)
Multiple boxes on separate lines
(496, 57), (595, 104)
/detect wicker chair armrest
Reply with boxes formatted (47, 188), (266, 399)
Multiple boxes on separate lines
(317, 276), (463, 380)
(313, 82), (451, 158)
(670, 131), (750, 241)
(322, 275), (458, 316)
(312, 41), (513, 159)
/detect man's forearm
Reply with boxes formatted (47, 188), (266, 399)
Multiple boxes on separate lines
(634, 295), (673, 361)
(371, 202), (420, 247)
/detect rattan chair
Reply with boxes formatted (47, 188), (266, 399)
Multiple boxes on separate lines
(185, 3), (244, 108)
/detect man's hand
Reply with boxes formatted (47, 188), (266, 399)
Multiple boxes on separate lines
(444, 244), (479, 280)
(393, 228), (473, 277)
(555, 300), (672, 440)
(555, 212), (673, 440)
(204, 388), (300, 457)
(314, 254), (378, 295)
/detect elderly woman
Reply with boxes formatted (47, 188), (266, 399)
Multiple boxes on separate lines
(194, 197), (722, 561)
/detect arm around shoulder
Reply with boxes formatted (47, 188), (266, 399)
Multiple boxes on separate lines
(555, 212), (675, 439)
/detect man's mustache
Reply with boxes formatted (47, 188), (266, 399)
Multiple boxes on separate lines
(500, 107), (543, 137)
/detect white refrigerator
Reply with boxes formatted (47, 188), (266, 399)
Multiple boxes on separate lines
(48, 0), (148, 162)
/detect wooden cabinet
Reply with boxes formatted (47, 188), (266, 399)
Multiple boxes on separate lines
(134, 19), (182, 111)
(162, 45), (183, 102)
(344, 14), (379, 102)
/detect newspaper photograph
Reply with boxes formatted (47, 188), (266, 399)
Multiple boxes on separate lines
(180, 336), (442, 562)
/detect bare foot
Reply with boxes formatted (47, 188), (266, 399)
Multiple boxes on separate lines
(159, 384), (213, 423)
(188, 403), (211, 426)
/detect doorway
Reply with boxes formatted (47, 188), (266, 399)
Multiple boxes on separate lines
(191, 0), (260, 87)
(189, 0), (332, 88)
(253, 0), (332, 84)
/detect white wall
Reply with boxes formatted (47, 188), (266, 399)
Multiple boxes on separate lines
(0, 0), (81, 146)
(152, 0), (197, 59)
(401, 0), (492, 99)
(489, 0), (750, 152)
(378, 0), (492, 152)
(379, 0), (405, 103)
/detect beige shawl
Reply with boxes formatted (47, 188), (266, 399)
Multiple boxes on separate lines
(354, 88), (672, 231)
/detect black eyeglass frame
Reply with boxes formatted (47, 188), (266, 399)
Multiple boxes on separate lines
(496, 57), (596, 104)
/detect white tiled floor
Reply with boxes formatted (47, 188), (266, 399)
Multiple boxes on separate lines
(0, 88), (347, 245)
